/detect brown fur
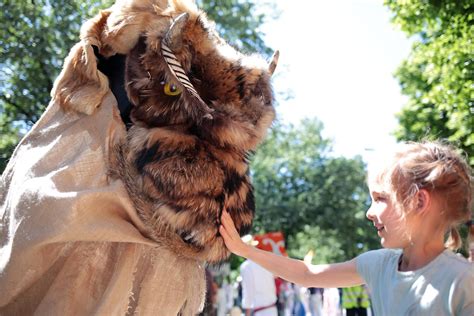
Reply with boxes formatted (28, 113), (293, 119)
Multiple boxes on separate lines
(54, 0), (276, 263)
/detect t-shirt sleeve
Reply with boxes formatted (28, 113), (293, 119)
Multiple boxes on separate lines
(355, 249), (389, 286)
(453, 267), (474, 316)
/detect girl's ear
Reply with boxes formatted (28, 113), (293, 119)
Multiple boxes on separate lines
(416, 189), (431, 213)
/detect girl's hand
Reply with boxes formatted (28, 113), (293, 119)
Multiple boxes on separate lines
(219, 209), (252, 257)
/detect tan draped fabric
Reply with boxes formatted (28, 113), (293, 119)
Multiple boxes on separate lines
(0, 93), (206, 315)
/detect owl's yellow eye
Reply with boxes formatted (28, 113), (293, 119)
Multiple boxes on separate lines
(164, 83), (182, 96)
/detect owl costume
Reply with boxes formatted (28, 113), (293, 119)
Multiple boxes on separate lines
(0, 0), (278, 315)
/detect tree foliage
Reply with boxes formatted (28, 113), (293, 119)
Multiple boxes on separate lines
(0, 0), (113, 171)
(250, 119), (379, 263)
(0, 0), (270, 172)
(385, 0), (474, 166)
(197, 0), (271, 55)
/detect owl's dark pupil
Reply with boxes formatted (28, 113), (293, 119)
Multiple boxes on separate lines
(170, 84), (177, 92)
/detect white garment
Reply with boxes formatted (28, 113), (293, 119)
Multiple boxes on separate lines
(284, 284), (295, 316)
(356, 248), (474, 315)
(240, 260), (278, 316)
(322, 287), (341, 316)
(217, 287), (227, 316)
(309, 291), (323, 316)
(224, 282), (235, 310)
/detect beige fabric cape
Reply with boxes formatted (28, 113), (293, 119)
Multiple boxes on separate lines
(0, 93), (205, 315)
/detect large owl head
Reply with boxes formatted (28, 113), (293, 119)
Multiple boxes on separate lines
(125, 9), (278, 151)
(51, 0), (278, 150)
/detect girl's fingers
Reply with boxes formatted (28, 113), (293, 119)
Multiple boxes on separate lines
(221, 209), (242, 242)
(220, 225), (236, 248)
(219, 225), (227, 239)
(224, 218), (239, 236)
(221, 212), (228, 223)
(222, 210), (231, 221)
(221, 210), (234, 229)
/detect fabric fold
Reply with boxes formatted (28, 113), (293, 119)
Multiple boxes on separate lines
(0, 93), (205, 315)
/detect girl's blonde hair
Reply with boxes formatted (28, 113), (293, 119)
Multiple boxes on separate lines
(379, 141), (473, 250)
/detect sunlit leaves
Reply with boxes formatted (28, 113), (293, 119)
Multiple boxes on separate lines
(385, 0), (474, 166)
(250, 119), (379, 262)
(197, 0), (274, 55)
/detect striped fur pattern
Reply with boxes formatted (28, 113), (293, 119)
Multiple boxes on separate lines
(112, 2), (276, 263)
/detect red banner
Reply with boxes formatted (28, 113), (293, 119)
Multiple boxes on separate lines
(254, 232), (288, 256)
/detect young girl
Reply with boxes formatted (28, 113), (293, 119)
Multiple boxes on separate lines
(219, 141), (473, 315)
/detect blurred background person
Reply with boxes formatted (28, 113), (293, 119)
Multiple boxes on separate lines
(240, 235), (278, 316)
(322, 287), (341, 316)
(342, 285), (371, 316)
(308, 287), (324, 316)
(275, 277), (288, 315)
(467, 221), (473, 263)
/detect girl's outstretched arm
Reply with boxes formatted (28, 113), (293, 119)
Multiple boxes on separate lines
(219, 210), (364, 288)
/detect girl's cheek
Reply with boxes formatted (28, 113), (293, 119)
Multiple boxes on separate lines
(374, 205), (385, 217)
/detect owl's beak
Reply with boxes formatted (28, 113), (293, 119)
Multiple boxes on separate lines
(268, 50), (279, 76)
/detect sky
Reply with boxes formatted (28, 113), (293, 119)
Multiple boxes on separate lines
(261, 0), (413, 160)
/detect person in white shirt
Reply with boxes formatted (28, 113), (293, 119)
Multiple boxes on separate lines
(220, 141), (474, 315)
(240, 257), (278, 316)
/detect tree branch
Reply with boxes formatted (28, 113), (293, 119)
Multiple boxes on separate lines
(0, 94), (36, 123)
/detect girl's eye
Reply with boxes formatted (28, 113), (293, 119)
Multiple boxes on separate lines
(164, 83), (182, 96)
(371, 193), (387, 203)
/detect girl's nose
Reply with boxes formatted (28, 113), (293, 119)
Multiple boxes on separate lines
(366, 205), (375, 221)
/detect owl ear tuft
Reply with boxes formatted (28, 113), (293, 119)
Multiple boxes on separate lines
(164, 12), (189, 52)
(268, 50), (280, 76)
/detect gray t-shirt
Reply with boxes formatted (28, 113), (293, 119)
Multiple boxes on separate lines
(356, 248), (473, 315)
